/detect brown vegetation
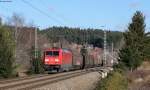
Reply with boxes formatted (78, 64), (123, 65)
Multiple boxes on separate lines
(128, 61), (150, 90)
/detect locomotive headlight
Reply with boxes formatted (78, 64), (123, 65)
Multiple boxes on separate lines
(55, 59), (59, 62)
(45, 59), (49, 62)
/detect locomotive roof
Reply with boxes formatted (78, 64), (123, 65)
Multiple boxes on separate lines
(44, 48), (71, 52)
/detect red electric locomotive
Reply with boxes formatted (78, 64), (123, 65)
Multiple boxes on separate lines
(44, 48), (73, 72)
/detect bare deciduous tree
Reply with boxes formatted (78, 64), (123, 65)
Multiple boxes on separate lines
(7, 13), (25, 27)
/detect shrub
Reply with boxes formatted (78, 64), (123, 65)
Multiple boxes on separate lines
(0, 26), (17, 78)
(28, 47), (44, 74)
(95, 71), (128, 90)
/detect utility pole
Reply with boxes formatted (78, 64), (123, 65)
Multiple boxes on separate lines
(103, 30), (107, 66)
(59, 35), (63, 48)
(35, 27), (38, 59)
(111, 42), (114, 64)
(14, 18), (20, 63)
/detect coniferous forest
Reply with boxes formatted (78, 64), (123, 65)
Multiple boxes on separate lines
(40, 27), (123, 48)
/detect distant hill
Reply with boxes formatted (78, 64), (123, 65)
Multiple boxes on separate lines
(40, 26), (123, 48)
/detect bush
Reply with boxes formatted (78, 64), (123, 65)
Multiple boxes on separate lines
(28, 48), (44, 74)
(29, 58), (44, 74)
(95, 71), (128, 90)
(0, 26), (17, 78)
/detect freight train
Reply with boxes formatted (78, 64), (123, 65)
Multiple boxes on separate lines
(43, 47), (102, 72)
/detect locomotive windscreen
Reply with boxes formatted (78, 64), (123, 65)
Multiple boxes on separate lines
(46, 51), (59, 56)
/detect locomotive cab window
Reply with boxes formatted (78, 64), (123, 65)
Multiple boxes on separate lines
(53, 51), (59, 56)
(46, 51), (53, 56)
(46, 51), (59, 56)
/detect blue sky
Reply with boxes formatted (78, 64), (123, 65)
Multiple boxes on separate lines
(0, 0), (150, 31)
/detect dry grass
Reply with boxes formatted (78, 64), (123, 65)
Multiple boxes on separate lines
(128, 61), (150, 90)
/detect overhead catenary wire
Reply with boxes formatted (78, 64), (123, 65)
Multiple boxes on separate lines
(39, 0), (72, 26)
(0, 0), (12, 2)
(22, 0), (74, 50)
(22, 0), (64, 25)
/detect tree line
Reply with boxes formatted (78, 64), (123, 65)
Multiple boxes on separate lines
(40, 27), (123, 48)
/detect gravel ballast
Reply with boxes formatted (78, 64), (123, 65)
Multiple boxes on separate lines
(34, 72), (101, 90)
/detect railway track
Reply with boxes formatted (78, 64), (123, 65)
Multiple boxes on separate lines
(0, 71), (72, 84)
(0, 74), (49, 84)
(0, 68), (98, 90)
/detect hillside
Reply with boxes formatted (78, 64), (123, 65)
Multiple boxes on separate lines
(40, 26), (123, 48)
(1, 26), (123, 73)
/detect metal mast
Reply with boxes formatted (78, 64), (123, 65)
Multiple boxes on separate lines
(111, 42), (114, 64)
(35, 27), (38, 59)
(103, 30), (107, 66)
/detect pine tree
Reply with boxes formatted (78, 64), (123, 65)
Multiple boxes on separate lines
(118, 11), (146, 71)
(0, 25), (16, 78)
